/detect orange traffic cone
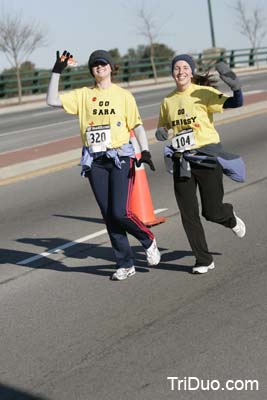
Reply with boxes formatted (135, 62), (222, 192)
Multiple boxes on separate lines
(129, 131), (166, 227)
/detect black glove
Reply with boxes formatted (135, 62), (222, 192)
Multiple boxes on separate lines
(215, 61), (241, 91)
(52, 50), (72, 74)
(155, 127), (170, 141)
(135, 151), (156, 171)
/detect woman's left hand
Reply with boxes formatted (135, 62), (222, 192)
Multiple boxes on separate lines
(215, 62), (241, 91)
(135, 151), (156, 171)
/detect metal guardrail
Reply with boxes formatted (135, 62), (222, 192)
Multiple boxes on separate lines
(0, 47), (267, 99)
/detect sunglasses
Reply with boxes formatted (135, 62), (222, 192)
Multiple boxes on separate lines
(92, 61), (108, 67)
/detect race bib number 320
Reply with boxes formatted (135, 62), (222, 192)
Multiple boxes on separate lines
(171, 128), (195, 152)
(86, 124), (111, 152)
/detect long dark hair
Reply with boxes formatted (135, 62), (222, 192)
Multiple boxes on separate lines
(111, 64), (120, 81)
(192, 70), (218, 88)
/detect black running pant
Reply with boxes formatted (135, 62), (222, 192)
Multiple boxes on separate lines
(173, 161), (236, 266)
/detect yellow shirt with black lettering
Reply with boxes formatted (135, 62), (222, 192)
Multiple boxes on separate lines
(60, 83), (142, 148)
(158, 83), (228, 148)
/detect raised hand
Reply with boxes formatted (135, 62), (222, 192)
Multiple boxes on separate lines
(215, 62), (241, 91)
(52, 50), (73, 74)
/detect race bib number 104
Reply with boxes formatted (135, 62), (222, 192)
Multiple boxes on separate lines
(86, 125), (111, 152)
(171, 128), (195, 152)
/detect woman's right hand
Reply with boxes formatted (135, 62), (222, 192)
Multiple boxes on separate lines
(155, 127), (172, 141)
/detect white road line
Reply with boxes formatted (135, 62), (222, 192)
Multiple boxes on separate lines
(139, 102), (160, 109)
(0, 108), (63, 122)
(32, 109), (64, 117)
(242, 89), (264, 95)
(17, 208), (168, 265)
(17, 229), (108, 265)
(221, 89), (264, 96)
(0, 119), (76, 137)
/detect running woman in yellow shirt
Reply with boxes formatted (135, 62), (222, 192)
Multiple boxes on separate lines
(156, 54), (246, 274)
(47, 49), (160, 280)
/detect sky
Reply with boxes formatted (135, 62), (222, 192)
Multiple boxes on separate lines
(0, 0), (267, 72)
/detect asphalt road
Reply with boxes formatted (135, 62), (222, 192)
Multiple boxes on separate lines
(0, 110), (266, 399)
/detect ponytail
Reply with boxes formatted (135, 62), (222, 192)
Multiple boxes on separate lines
(192, 70), (218, 88)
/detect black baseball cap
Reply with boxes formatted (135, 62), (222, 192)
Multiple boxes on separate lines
(88, 50), (115, 74)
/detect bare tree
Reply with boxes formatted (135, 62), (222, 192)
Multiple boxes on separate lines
(0, 9), (46, 103)
(234, 0), (266, 49)
(137, 6), (160, 83)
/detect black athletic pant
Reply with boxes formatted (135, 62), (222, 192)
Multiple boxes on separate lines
(173, 161), (236, 266)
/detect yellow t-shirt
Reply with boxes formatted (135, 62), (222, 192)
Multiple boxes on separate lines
(158, 83), (228, 148)
(60, 83), (142, 147)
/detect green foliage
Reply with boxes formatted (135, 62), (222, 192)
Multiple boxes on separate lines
(21, 61), (36, 71)
(108, 48), (121, 64)
(141, 43), (175, 60)
(122, 43), (175, 61)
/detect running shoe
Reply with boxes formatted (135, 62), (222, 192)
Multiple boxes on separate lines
(192, 262), (215, 274)
(145, 239), (161, 266)
(232, 213), (246, 238)
(111, 266), (136, 281)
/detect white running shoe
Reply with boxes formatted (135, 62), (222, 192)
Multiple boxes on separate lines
(145, 238), (161, 266)
(192, 262), (215, 274)
(232, 213), (246, 238)
(111, 266), (136, 281)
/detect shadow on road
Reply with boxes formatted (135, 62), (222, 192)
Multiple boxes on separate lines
(54, 214), (105, 224)
(0, 382), (49, 400)
(0, 236), (221, 278)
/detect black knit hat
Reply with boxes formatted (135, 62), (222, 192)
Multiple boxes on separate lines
(171, 54), (196, 74)
(88, 50), (115, 75)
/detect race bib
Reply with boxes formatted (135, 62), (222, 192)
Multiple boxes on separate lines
(171, 128), (195, 152)
(86, 124), (111, 152)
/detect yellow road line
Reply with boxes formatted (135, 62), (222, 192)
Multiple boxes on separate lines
(215, 108), (267, 126)
(0, 159), (79, 186)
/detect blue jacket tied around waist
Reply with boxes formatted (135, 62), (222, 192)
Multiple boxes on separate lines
(164, 143), (246, 183)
